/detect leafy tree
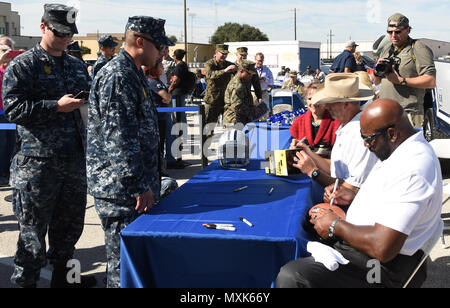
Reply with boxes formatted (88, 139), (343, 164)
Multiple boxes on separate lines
(210, 23), (269, 44)
(80, 46), (91, 55)
(168, 35), (178, 44)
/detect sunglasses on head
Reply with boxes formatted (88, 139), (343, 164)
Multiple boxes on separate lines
(134, 34), (163, 51)
(47, 25), (73, 38)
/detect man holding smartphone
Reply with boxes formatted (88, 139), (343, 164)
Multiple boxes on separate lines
(2, 4), (93, 288)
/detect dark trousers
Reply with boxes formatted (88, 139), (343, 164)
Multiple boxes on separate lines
(276, 241), (426, 288)
(10, 154), (87, 287)
(0, 114), (16, 177)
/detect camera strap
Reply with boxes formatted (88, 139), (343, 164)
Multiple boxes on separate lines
(388, 39), (416, 63)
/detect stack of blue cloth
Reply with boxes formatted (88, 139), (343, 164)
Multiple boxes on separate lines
(267, 108), (306, 126)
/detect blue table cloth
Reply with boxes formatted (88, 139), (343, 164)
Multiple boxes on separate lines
(244, 123), (292, 160)
(120, 160), (323, 288)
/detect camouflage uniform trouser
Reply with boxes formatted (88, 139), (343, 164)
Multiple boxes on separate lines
(94, 198), (139, 288)
(10, 154), (86, 287)
(205, 100), (225, 125)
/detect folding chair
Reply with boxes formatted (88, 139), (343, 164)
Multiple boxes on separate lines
(271, 89), (294, 114)
(403, 219), (444, 288)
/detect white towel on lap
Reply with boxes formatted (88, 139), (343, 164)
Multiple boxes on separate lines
(307, 241), (350, 271)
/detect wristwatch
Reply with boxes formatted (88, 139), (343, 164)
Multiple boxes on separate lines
(400, 77), (407, 86)
(328, 218), (341, 239)
(311, 169), (320, 180)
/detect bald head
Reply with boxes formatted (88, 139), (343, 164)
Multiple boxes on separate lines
(361, 98), (404, 131)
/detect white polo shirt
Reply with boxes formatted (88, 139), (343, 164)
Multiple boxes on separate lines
(330, 112), (379, 188)
(346, 131), (443, 256)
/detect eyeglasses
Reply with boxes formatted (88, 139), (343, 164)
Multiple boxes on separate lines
(134, 34), (162, 51)
(47, 26), (73, 38)
(360, 124), (395, 145)
(387, 29), (404, 35)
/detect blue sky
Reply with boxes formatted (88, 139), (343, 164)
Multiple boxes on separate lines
(10, 0), (450, 44)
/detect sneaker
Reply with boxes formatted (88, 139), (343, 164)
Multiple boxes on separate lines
(4, 194), (12, 202)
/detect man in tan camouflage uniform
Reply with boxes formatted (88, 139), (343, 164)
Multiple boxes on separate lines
(223, 60), (257, 126)
(204, 44), (236, 124)
(235, 47), (263, 104)
(282, 70), (305, 95)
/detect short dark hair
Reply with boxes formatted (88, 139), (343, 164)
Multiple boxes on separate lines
(174, 49), (186, 60)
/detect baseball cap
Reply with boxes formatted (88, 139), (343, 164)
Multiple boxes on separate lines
(345, 40), (359, 48)
(388, 13), (410, 28)
(98, 35), (118, 48)
(43, 3), (78, 35)
(126, 16), (174, 47)
(216, 44), (229, 54)
(237, 47), (248, 56)
(239, 60), (257, 74)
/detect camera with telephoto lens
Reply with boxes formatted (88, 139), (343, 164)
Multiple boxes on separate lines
(374, 57), (400, 78)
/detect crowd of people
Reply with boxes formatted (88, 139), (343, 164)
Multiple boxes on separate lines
(0, 3), (442, 289)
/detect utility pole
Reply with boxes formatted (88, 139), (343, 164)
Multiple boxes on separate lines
(189, 12), (196, 42)
(293, 8), (297, 41)
(327, 29), (335, 59)
(184, 0), (188, 61)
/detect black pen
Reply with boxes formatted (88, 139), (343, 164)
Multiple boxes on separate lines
(203, 223), (236, 231)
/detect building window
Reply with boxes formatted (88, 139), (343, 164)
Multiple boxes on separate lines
(0, 27), (5, 35)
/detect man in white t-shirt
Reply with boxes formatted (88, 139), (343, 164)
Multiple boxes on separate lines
(276, 99), (443, 288)
(292, 73), (379, 202)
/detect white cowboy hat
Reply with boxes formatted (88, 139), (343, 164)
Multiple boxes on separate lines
(311, 73), (375, 105)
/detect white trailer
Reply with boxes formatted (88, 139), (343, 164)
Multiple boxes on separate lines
(224, 40), (321, 76)
(423, 57), (450, 170)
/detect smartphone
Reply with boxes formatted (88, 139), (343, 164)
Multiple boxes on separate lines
(8, 50), (24, 59)
(74, 91), (90, 100)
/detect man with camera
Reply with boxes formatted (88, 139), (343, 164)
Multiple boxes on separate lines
(373, 13), (436, 128)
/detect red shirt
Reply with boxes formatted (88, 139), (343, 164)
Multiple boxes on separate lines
(289, 109), (341, 147)
(0, 66), (5, 111)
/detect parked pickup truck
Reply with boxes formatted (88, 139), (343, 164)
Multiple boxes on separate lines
(423, 56), (450, 172)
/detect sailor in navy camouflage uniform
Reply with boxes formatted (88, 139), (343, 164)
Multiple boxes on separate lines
(90, 35), (118, 79)
(2, 4), (94, 288)
(87, 16), (173, 288)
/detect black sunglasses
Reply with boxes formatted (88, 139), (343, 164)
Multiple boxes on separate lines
(47, 25), (73, 38)
(387, 29), (404, 35)
(134, 34), (163, 51)
(360, 124), (395, 145)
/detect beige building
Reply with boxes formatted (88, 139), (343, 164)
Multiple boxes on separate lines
(169, 42), (215, 64)
(0, 2), (40, 50)
(74, 33), (124, 60)
(75, 32), (215, 65)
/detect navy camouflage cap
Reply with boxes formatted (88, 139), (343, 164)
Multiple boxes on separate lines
(43, 3), (78, 34)
(125, 16), (174, 47)
(98, 35), (118, 48)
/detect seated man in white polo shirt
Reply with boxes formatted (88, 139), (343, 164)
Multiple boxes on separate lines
(276, 98), (443, 288)
(291, 73), (379, 202)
